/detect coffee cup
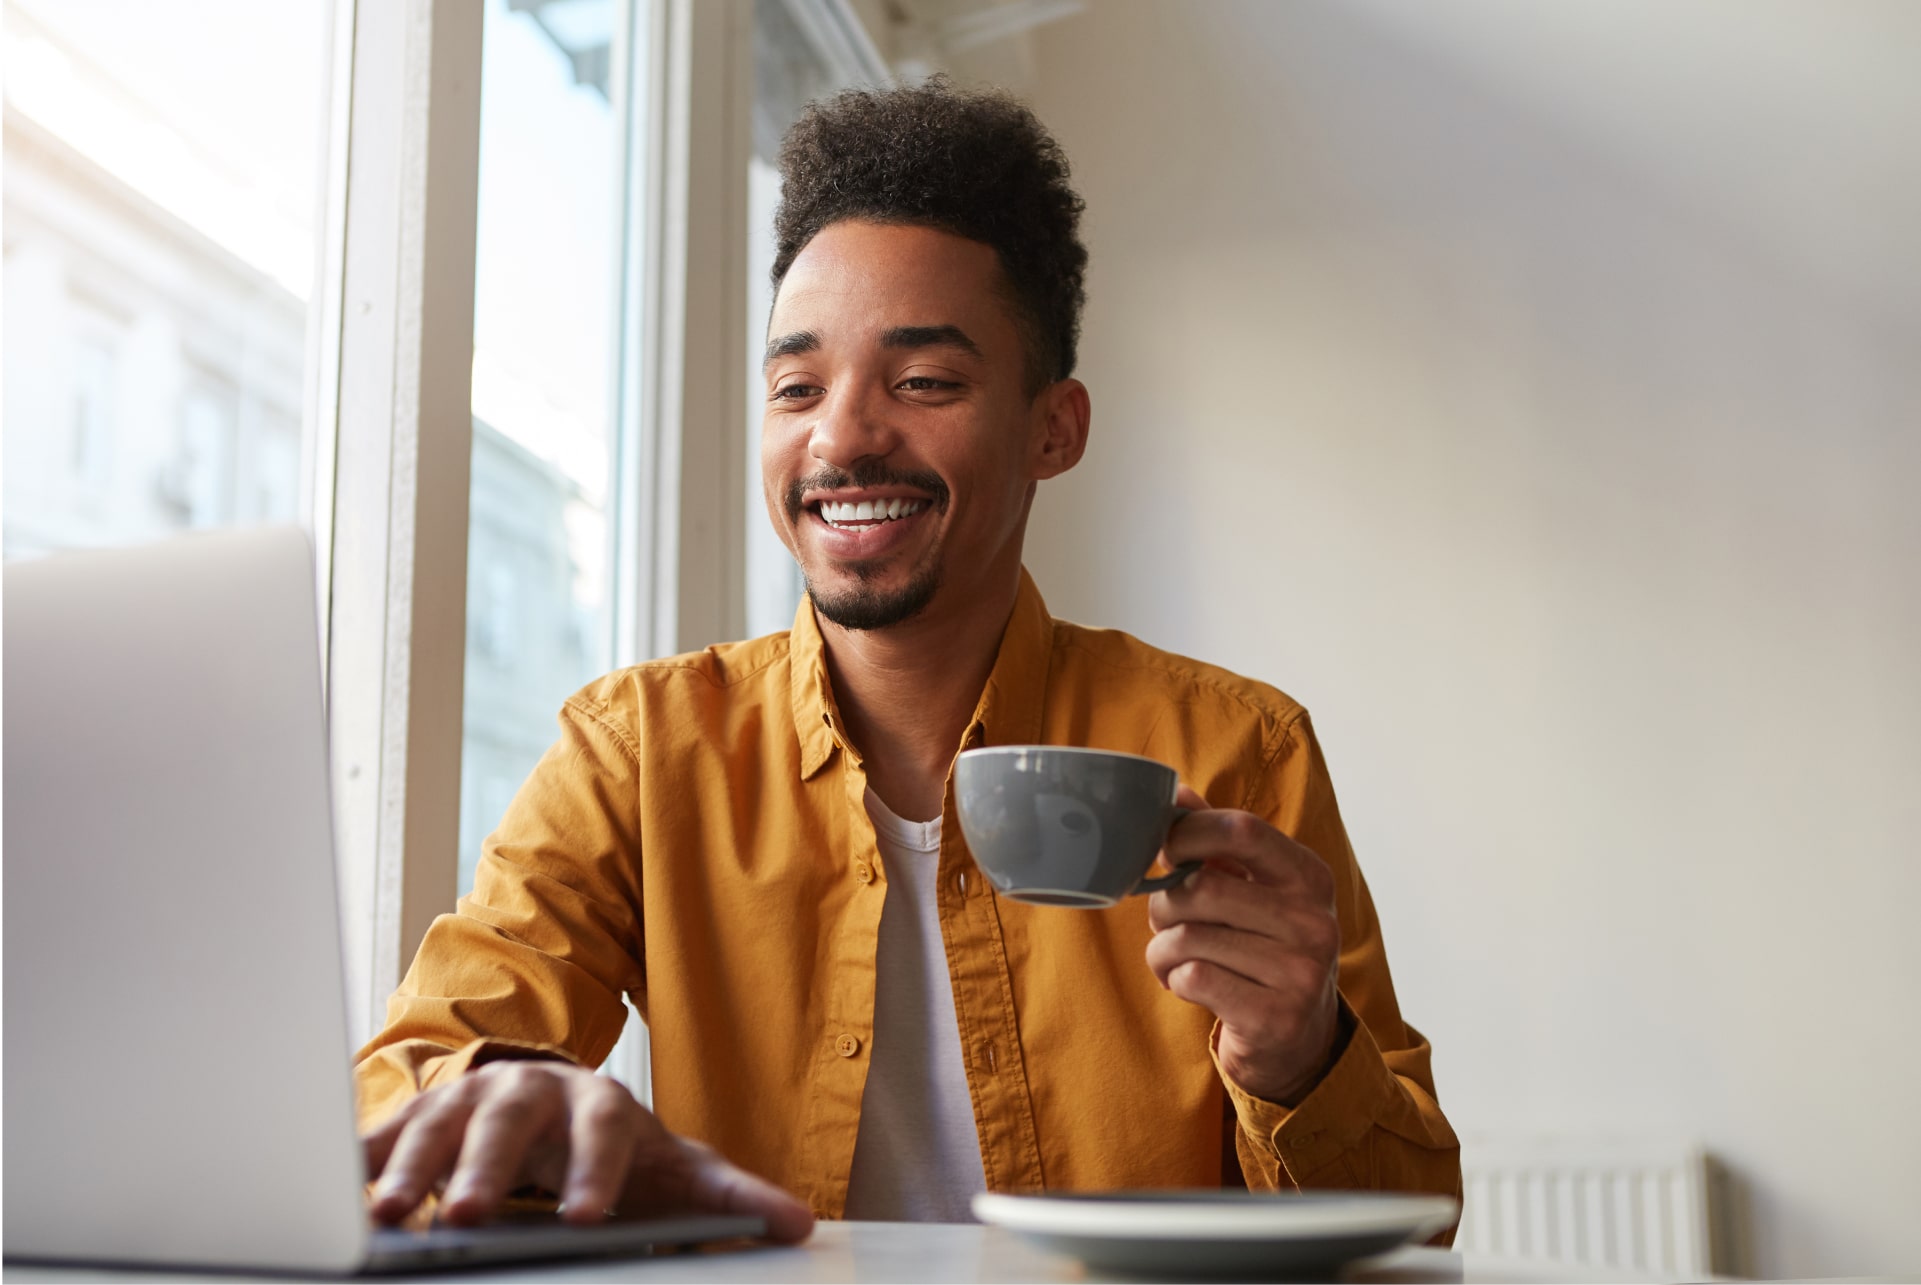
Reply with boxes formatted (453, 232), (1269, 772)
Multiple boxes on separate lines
(953, 746), (1200, 908)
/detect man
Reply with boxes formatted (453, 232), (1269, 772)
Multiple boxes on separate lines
(357, 79), (1459, 1239)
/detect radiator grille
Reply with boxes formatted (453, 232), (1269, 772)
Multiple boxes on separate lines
(1456, 1137), (1715, 1279)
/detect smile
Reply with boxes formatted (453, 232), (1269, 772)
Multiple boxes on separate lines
(814, 498), (928, 529)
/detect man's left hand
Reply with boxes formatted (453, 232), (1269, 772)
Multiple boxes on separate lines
(1144, 786), (1342, 1105)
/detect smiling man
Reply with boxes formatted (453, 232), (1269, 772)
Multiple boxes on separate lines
(355, 78), (1459, 1236)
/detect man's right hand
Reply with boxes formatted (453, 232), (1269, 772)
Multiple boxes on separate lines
(361, 1060), (815, 1242)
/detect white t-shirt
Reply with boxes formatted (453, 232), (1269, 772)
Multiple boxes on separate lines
(842, 788), (989, 1221)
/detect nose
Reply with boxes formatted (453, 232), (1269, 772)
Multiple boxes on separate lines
(807, 384), (902, 472)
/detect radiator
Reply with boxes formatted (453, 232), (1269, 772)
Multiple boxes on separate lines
(1456, 1136), (1716, 1279)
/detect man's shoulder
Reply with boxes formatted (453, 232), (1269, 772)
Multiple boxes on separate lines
(1049, 617), (1307, 734)
(562, 631), (793, 726)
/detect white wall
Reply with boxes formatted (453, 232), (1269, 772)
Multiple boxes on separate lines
(1018, 2), (1921, 1277)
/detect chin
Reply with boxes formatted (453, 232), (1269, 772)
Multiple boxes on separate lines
(806, 563), (942, 632)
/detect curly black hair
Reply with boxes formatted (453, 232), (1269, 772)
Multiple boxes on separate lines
(771, 76), (1088, 393)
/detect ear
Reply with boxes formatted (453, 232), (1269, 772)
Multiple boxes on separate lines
(1029, 378), (1091, 481)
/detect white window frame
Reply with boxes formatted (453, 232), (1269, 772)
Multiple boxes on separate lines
(322, 0), (486, 1044)
(623, 0), (754, 661)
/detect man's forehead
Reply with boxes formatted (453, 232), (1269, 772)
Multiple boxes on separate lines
(770, 222), (1010, 325)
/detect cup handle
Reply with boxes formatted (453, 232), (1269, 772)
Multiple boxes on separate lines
(1130, 806), (1199, 895)
(1132, 860), (1202, 895)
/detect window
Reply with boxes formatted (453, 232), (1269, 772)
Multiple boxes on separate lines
(171, 371), (242, 528)
(458, 0), (631, 898)
(70, 327), (119, 490)
(1, 0), (330, 559)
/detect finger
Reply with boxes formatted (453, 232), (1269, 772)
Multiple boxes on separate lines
(439, 1066), (569, 1226)
(1164, 954), (1274, 1026)
(368, 1086), (481, 1225)
(1144, 860), (1329, 933)
(1143, 783), (1213, 879)
(1146, 865), (1296, 934)
(1146, 920), (1317, 996)
(619, 1136), (815, 1244)
(1164, 956), (1335, 1058)
(677, 1141), (816, 1244)
(362, 1091), (431, 1184)
(1164, 810), (1333, 895)
(558, 1078), (644, 1225)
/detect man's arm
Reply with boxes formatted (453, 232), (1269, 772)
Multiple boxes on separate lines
(355, 698), (644, 1130)
(353, 696), (812, 1239)
(1146, 713), (1461, 1213)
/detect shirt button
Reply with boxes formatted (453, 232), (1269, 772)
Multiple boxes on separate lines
(835, 1034), (861, 1058)
(855, 863), (874, 884)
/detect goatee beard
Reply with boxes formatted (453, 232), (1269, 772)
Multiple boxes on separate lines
(806, 562), (942, 631)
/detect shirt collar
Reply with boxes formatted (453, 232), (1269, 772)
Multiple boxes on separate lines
(789, 589), (841, 778)
(789, 567), (1056, 780)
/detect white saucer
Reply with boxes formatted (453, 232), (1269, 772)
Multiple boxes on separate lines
(972, 1190), (1460, 1278)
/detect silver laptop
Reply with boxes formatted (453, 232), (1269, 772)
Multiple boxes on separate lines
(2, 527), (763, 1274)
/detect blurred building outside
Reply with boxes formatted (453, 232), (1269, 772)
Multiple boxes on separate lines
(1, 0), (597, 895)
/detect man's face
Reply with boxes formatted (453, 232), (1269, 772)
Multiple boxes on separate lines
(761, 220), (1081, 632)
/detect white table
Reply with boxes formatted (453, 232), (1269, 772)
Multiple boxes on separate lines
(3, 1220), (1665, 1283)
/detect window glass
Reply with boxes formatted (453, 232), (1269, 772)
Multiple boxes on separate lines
(1, 0), (328, 559)
(459, 0), (628, 895)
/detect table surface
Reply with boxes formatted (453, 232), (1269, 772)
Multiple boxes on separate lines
(3, 1219), (1667, 1283)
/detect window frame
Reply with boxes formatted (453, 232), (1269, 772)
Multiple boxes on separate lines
(323, 0), (486, 1045)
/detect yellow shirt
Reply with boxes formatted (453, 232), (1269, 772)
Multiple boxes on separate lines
(355, 570), (1461, 1220)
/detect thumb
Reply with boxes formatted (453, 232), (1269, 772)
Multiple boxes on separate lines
(684, 1146), (816, 1244)
(1151, 783), (1213, 880)
(622, 1136), (815, 1244)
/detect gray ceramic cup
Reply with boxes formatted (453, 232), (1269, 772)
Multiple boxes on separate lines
(953, 746), (1201, 908)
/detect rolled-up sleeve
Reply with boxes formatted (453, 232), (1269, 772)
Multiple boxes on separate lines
(353, 695), (647, 1131)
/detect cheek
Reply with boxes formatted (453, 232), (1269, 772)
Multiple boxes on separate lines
(761, 478), (788, 541)
(760, 426), (799, 511)
(757, 441), (801, 553)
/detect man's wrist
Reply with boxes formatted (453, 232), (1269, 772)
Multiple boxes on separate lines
(1247, 1001), (1355, 1108)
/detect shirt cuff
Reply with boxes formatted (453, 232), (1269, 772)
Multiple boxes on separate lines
(419, 1037), (581, 1091)
(1212, 997), (1400, 1186)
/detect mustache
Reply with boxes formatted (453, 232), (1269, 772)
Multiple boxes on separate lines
(785, 462), (951, 517)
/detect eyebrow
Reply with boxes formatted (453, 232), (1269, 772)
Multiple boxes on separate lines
(880, 325), (984, 360)
(761, 324), (986, 369)
(763, 329), (821, 367)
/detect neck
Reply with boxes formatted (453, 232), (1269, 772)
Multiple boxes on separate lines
(819, 570), (1022, 823)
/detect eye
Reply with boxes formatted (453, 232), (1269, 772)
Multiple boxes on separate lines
(771, 382), (822, 401)
(897, 376), (958, 392)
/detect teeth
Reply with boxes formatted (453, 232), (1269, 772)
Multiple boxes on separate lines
(818, 499), (926, 526)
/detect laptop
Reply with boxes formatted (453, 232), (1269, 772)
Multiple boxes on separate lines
(2, 527), (764, 1274)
